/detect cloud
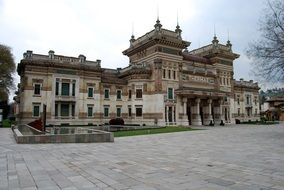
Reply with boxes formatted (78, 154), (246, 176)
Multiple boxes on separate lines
(1, 0), (279, 102)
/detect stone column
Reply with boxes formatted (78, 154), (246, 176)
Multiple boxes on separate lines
(59, 81), (62, 96)
(58, 102), (61, 119)
(204, 99), (213, 125)
(180, 97), (189, 126)
(165, 106), (168, 125)
(173, 106), (175, 123)
(183, 98), (187, 116)
(214, 99), (223, 125)
(192, 98), (202, 125)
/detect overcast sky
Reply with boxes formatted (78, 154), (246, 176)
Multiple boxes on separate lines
(0, 0), (282, 100)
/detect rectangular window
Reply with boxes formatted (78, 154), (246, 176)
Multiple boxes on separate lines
(34, 84), (41, 95)
(128, 89), (132, 99)
(117, 90), (122, 100)
(136, 107), (142, 117)
(168, 70), (171, 79)
(173, 71), (176, 80)
(238, 108), (240, 116)
(254, 96), (257, 105)
(88, 106), (93, 117)
(104, 106), (109, 117)
(168, 88), (173, 100)
(61, 83), (70, 96)
(255, 109), (257, 115)
(55, 103), (58, 117)
(61, 104), (69, 117)
(163, 69), (166, 78)
(136, 89), (142, 99)
(72, 83), (75, 96)
(88, 87), (93, 98)
(71, 104), (75, 117)
(237, 95), (240, 105)
(246, 96), (250, 105)
(104, 89), (109, 99)
(55, 81), (59, 95)
(128, 107), (132, 117)
(33, 104), (40, 117)
(117, 107), (121, 117)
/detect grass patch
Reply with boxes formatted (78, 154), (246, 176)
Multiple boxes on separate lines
(113, 126), (199, 137)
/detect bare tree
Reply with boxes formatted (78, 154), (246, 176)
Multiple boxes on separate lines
(247, 0), (284, 82)
(0, 44), (16, 101)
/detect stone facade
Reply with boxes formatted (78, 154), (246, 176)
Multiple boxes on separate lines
(15, 19), (260, 126)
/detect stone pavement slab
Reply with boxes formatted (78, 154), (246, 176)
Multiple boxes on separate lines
(0, 124), (284, 189)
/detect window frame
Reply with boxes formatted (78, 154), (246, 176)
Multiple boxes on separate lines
(61, 82), (70, 96)
(135, 106), (143, 117)
(33, 83), (41, 95)
(116, 107), (121, 118)
(116, 89), (122, 100)
(163, 69), (166, 78)
(128, 106), (132, 117)
(72, 82), (76, 96)
(168, 87), (174, 100)
(33, 104), (40, 117)
(104, 106), (109, 117)
(135, 89), (142, 99)
(55, 80), (59, 96)
(87, 106), (93, 117)
(60, 103), (70, 117)
(104, 88), (110, 99)
(128, 89), (132, 100)
(88, 87), (94, 98)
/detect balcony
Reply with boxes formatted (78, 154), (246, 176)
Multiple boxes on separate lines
(55, 95), (76, 102)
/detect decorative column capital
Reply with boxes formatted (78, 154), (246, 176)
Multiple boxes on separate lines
(195, 98), (200, 103)
(182, 97), (188, 103)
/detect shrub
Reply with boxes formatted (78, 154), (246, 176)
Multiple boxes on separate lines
(235, 119), (241, 124)
(109, 118), (124, 125)
(2, 119), (11, 128)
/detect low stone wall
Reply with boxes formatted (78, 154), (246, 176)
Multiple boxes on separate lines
(13, 126), (114, 144)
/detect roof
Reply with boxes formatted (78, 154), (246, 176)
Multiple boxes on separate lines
(101, 69), (127, 85)
(234, 80), (260, 90)
(182, 52), (211, 64)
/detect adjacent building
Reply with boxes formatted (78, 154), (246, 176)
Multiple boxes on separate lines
(15, 19), (260, 126)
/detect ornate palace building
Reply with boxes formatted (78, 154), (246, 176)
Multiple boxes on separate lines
(15, 19), (260, 126)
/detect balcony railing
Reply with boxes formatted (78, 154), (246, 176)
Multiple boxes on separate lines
(55, 95), (76, 102)
(164, 95), (177, 103)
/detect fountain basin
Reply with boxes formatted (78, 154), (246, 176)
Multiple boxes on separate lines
(13, 125), (114, 144)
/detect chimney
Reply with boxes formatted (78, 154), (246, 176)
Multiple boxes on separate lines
(78, 54), (86, 63)
(96, 59), (101, 66)
(48, 50), (55, 59)
(26, 50), (33, 58)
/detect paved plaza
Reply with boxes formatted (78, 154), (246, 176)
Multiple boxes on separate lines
(0, 124), (284, 190)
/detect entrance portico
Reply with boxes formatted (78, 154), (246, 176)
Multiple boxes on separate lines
(176, 88), (227, 126)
